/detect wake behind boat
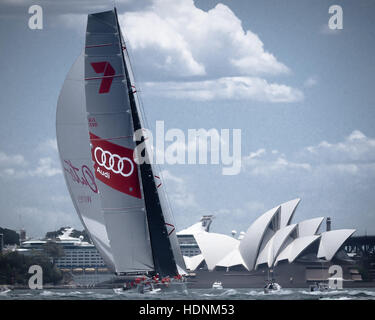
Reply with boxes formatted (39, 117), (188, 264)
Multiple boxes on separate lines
(0, 287), (11, 295)
(56, 8), (186, 293)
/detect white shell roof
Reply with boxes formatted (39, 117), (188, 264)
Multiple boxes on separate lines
(183, 254), (204, 271)
(181, 198), (356, 272)
(194, 232), (239, 270)
(177, 222), (207, 236)
(215, 245), (248, 269)
(317, 229), (355, 261)
(280, 198), (301, 228)
(239, 205), (281, 271)
(275, 235), (321, 265)
(255, 224), (297, 268)
(297, 217), (324, 237)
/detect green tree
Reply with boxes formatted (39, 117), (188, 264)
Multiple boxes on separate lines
(0, 251), (62, 285)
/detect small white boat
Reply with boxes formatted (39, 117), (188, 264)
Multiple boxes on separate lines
(212, 281), (223, 289)
(309, 282), (329, 292)
(264, 281), (282, 293)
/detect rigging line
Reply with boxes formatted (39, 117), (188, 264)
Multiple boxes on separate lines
(158, 167), (179, 228)
(120, 34), (151, 132)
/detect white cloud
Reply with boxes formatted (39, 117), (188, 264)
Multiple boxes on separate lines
(37, 138), (58, 152)
(243, 149), (311, 176)
(120, 0), (289, 78)
(0, 157), (62, 179)
(248, 148), (266, 159)
(143, 77), (303, 102)
(28, 157), (62, 177)
(0, 151), (28, 178)
(0, 151), (27, 167)
(0, 137), (63, 179)
(304, 130), (375, 165)
(243, 130), (375, 177)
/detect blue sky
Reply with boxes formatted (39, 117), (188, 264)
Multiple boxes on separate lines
(0, 0), (374, 237)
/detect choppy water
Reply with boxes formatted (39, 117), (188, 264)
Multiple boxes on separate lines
(1, 288), (375, 300)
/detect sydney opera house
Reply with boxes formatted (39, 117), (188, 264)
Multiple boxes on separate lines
(177, 198), (359, 288)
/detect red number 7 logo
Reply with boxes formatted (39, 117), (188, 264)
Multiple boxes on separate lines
(90, 61), (115, 94)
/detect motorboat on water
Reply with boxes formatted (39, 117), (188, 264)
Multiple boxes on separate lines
(309, 282), (329, 292)
(212, 281), (223, 289)
(264, 280), (282, 293)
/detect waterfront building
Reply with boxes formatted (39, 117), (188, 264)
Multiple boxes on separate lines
(19, 228), (106, 269)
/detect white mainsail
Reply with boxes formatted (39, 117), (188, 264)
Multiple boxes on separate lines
(84, 11), (154, 273)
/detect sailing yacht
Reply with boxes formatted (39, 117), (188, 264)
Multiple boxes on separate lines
(56, 9), (186, 291)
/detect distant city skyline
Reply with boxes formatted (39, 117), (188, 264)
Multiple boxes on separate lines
(0, 0), (374, 237)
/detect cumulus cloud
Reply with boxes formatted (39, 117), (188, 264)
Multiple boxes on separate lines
(144, 77), (303, 102)
(117, 0), (303, 102)
(0, 151), (27, 167)
(0, 139), (62, 179)
(243, 130), (375, 177)
(121, 0), (289, 78)
(243, 149), (311, 176)
(304, 130), (375, 165)
(28, 157), (62, 177)
(0, 151), (29, 178)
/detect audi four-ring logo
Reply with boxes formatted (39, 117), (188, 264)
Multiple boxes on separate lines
(94, 147), (134, 177)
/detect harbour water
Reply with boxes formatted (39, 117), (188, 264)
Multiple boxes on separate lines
(1, 288), (375, 300)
